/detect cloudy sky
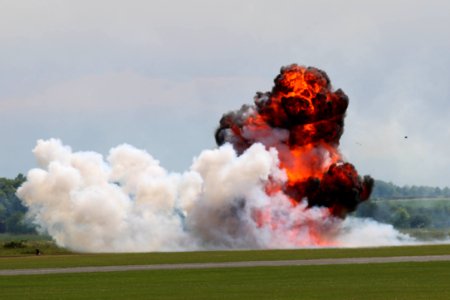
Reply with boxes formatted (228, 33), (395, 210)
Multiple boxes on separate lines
(1, 0), (450, 187)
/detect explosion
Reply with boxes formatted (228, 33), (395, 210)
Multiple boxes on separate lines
(17, 64), (409, 253)
(216, 64), (373, 218)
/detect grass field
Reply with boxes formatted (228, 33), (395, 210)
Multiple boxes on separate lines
(0, 234), (71, 257)
(1, 243), (450, 270)
(1, 261), (450, 299)
(2, 236), (450, 299)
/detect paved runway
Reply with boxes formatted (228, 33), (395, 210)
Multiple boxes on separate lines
(2, 254), (450, 276)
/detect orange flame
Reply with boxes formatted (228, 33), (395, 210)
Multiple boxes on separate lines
(215, 64), (374, 244)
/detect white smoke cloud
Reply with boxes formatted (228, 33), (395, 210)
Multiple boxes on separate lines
(18, 139), (413, 252)
(335, 217), (414, 247)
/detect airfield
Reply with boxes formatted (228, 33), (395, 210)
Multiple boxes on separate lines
(1, 242), (450, 299)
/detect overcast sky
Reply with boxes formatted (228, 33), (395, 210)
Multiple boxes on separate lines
(1, 0), (450, 187)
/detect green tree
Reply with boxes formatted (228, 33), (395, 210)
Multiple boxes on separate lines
(392, 207), (410, 228)
(409, 214), (431, 228)
(0, 174), (34, 234)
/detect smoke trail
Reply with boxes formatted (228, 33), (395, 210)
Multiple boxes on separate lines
(17, 65), (414, 252)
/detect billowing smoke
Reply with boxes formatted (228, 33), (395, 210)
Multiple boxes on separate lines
(216, 65), (373, 218)
(17, 65), (412, 252)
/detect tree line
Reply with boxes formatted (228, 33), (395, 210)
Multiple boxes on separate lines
(353, 199), (450, 230)
(0, 174), (35, 234)
(353, 180), (450, 230)
(371, 180), (450, 199)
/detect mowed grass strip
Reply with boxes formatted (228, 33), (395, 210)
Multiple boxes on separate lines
(1, 244), (450, 270)
(1, 261), (450, 300)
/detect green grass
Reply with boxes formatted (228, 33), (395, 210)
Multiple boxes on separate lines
(1, 261), (450, 299)
(1, 244), (450, 270)
(0, 234), (71, 257)
(2, 240), (450, 299)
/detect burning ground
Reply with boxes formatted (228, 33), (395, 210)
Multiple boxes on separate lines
(17, 65), (411, 252)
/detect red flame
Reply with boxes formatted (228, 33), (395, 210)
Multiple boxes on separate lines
(216, 64), (373, 233)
